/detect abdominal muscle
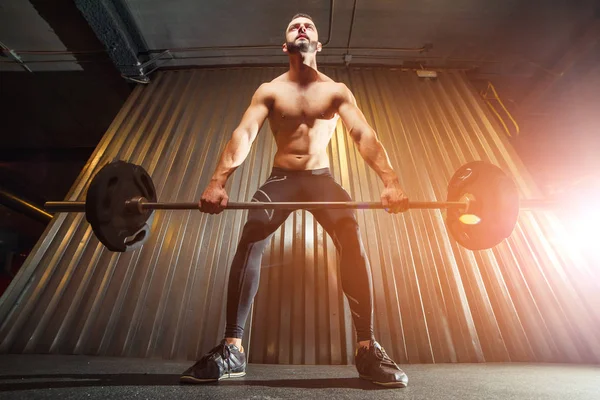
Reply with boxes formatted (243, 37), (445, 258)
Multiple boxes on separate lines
(270, 117), (338, 170)
(273, 151), (330, 170)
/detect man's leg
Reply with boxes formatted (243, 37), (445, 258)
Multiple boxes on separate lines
(306, 171), (408, 388)
(314, 213), (376, 342)
(181, 171), (297, 383)
(224, 206), (292, 344)
(304, 174), (374, 344)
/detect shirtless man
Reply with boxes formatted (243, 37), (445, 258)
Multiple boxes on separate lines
(180, 13), (409, 388)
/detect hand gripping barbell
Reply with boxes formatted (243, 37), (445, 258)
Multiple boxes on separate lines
(44, 160), (553, 252)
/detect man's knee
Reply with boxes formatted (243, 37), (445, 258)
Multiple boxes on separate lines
(240, 220), (274, 243)
(333, 219), (363, 251)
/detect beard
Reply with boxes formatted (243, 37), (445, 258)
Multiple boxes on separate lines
(286, 39), (318, 53)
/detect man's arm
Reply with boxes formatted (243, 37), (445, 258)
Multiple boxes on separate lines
(336, 84), (408, 212)
(200, 83), (271, 213)
(210, 83), (271, 187)
(337, 84), (398, 186)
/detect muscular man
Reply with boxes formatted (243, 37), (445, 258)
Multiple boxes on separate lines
(180, 13), (409, 388)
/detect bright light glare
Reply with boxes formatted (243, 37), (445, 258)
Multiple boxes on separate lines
(551, 179), (600, 269)
(544, 174), (600, 269)
(459, 214), (481, 225)
(563, 209), (600, 250)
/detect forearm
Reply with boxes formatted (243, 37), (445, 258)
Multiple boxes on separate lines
(210, 129), (252, 187)
(355, 131), (399, 187)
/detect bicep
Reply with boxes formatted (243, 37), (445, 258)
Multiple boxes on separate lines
(337, 86), (373, 142)
(234, 85), (271, 142)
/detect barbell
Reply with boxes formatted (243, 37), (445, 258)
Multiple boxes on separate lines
(44, 160), (554, 252)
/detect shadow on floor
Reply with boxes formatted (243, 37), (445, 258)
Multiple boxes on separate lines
(0, 374), (393, 391)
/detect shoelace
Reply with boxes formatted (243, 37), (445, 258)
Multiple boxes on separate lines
(198, 341), (232, 367)
(375, 345), (390, 360)
(214, 342), (232, 360)
(356, 342), (395, 364)
(217, 342), (235, 373)
(374, 345), (399, 368)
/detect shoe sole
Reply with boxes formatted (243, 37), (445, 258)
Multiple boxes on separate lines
(359, 374), (407, 388)
(180, 371), (246, 384)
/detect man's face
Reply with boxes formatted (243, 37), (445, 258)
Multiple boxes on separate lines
(283, 17), (321, 54)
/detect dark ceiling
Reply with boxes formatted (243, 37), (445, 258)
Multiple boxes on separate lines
(0, 0), (599, 275)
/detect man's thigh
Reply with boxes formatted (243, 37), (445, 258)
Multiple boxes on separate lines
(301, 175), (359, 238)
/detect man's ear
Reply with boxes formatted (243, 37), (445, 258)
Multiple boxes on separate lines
(317, 42), (322, 52)
(282, 43), (288, 53)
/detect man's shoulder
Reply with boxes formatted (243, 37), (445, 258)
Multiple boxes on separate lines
(317, 71), (346, 85)
(317, 74), (349, 93)
(317, 71), (337, 83)
(255, 74), (287, 94)
(324, 80), (351, 100)
(266, 72), (289, 86)
(252, 80), (281, 102)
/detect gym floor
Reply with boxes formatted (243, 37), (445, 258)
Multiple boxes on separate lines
(0, 355), (598, 399)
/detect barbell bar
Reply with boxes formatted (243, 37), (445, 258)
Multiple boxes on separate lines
(41, 160), (557, 252)
(44, 199), (470, 213)
(44, 198), (555, 214)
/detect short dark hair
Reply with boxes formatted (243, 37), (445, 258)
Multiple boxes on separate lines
(290, 13), (314, 23)
(286, 14), (316, 37)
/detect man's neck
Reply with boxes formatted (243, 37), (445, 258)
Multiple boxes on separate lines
(288, 53), (318, 84)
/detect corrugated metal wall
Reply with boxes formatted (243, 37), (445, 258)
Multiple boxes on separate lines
(1, 67), (599, 365)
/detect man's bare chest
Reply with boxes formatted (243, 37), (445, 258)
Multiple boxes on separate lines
(270, 87), (338, 122)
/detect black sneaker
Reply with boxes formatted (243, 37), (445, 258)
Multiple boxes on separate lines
(355, 340), (408, 388)
(180, 340), (246, 383)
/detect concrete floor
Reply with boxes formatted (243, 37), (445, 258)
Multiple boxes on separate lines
(0, 354), (599, 399)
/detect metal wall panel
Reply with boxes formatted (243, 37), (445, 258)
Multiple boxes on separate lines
(1, 67), (599, 365)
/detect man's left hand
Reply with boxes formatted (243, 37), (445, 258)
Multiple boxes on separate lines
(381, 183), (409, 213)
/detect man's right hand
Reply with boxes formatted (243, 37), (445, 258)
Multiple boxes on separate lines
(199, 181), (229, 214)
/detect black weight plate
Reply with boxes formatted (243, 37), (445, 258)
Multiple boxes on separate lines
(85, 161), (157, 252)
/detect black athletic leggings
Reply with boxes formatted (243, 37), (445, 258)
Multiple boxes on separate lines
(225, 167), (375, 342)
